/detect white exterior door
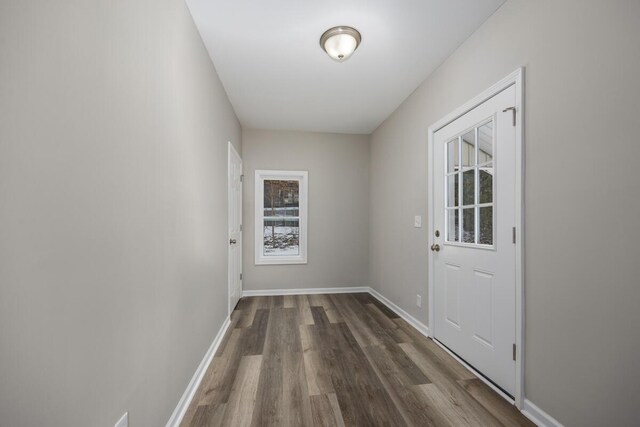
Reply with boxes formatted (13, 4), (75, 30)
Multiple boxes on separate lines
(228, 142), (243, 315)
(432, 85), (517, 395)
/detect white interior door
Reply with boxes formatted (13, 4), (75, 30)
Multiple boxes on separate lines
(228, 142), (243, 315)
(432, 85), (517, 395)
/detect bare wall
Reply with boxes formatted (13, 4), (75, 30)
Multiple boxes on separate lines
(0, 0), (240, 426)
(369, 0), (640, 425)
(242, 129), (369, 291)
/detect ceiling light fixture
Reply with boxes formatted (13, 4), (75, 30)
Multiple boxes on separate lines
(320, 26), (362, 62)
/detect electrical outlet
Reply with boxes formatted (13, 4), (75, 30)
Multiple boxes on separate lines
(115, 412), (128, 427)
(414, 215), (422, 228)
(416, 294), (422, 308)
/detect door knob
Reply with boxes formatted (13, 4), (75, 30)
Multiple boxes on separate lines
(229, 239), (237, 245)
(430, 244), (440, 252)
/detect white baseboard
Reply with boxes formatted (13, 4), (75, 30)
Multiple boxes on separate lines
(242, 286), (369, 297)
(166, 317), (232, 427)
(522, 399), (564, 427)
(367, 287), (430, 338)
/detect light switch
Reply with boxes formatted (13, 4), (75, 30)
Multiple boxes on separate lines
(414, 215), (422, 228)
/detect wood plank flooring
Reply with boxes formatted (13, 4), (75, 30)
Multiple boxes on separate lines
(181, 293), (535, 427)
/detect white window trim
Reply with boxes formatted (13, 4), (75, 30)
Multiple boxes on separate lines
(255, 170), (308, 265)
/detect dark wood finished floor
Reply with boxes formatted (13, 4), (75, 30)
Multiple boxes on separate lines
(181, 293), (535, 427)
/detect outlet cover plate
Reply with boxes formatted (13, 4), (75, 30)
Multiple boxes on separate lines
(115, 412), (128, 427)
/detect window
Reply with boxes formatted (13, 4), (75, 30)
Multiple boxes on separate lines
(445, 119), (494, 247)
(255, 170), (308, 264)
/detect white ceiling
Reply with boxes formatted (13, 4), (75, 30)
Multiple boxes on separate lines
(186, 0), (505, 134)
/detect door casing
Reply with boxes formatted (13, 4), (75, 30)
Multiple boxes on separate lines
(427, 68), (525, 408)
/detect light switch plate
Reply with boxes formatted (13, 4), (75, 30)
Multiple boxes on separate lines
(416, 294), (422, 308)
(115, 412), (128, 427)
(414, 215), (422, 228)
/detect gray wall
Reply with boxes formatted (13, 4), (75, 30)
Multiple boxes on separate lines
(369, 0), (640, 425)
(0, 1), (240, 426)
(242, 129), (369, 291)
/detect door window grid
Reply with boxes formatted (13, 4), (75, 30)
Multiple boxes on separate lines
(445, 119), (494, 246)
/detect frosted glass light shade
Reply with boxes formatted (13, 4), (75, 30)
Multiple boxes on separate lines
(320, 26), (361, 62)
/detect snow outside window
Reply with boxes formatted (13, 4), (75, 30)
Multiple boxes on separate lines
(255, 170), (308, 265)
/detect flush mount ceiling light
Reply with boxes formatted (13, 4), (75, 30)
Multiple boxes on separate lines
(320, 26), (362, 62)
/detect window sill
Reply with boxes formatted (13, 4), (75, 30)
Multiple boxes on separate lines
(255, 257), (308, 266)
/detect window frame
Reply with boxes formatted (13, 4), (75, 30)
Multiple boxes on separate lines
(254, 170), (308, 265)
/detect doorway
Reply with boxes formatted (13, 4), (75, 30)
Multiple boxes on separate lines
(428, 69), (524, 406)
(228, 142), (243, 315)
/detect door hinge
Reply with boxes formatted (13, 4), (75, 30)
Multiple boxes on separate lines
(513, 344), (516, 361)
(240, 273), (243, 280)
(512, 227), (516, 244)
(240, 224), (243, 232)
(503, 106), (516, 126)
(240, 174), (244, 182)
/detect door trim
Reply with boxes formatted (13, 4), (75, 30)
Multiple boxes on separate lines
(427, 67), (525, 408)
(228, 141), (242, 317)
